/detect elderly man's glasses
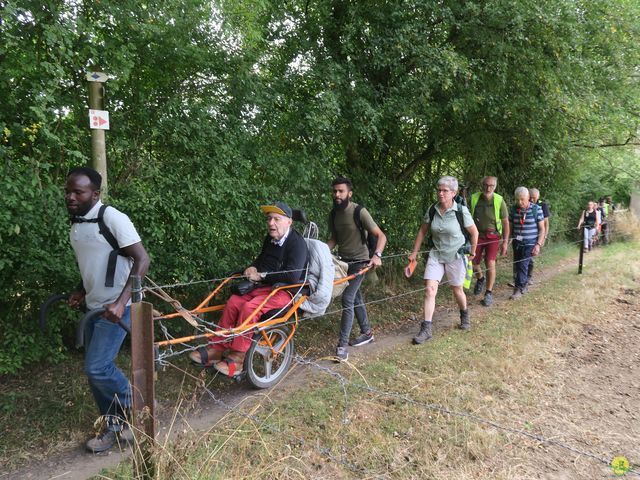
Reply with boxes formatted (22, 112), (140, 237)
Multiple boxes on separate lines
(483, 183), (496, 187)
(436, 188), (452, 193)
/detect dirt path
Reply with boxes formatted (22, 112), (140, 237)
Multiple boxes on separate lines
(6, 250), (636, 479)
(501, 281), (640, 478)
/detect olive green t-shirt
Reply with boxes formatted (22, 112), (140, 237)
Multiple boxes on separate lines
(472, 194), (509, 235)
(329, 202), (378, 261)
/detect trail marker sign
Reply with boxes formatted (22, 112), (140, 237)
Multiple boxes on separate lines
(86, 72), (109, 82)
(89, 109), (110, 130)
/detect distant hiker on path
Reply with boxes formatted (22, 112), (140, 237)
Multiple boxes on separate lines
(509, 187), (544, 300)
(468, 176), (509, 307)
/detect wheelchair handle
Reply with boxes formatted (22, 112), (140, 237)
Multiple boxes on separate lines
(38, 293), (72, 333)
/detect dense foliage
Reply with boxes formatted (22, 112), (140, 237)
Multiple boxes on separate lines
(1, 0), (639, 373)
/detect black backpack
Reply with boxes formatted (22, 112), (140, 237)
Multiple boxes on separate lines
(426, 203), (471, 254)
(330, 204), (380, 258)
(70, 204), (126, 288)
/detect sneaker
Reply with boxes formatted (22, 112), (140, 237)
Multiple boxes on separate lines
(349, 331), (374, 347)
(459, 310), (470, 330)
(507, 281), (515, 288)
(527, 278), (534, 286)
(335, 346), (349, 362)
(86, 428), (123, 453)
(412, 321), (433, 344)
(473, 277), (486, 296)
(509, 289), (523, 300)
(481, 292), (493, 307)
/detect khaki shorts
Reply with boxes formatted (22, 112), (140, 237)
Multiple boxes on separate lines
(424, 255), (466, 287)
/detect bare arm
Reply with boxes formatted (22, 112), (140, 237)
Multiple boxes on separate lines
(368, 226), (387, 268)
(500, 217), (510, 255)
(532, 221), (544, 256)
(465, 223), (479, 258)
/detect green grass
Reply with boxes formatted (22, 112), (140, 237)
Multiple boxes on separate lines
(99, 237), (636, 479)
(2, 233), (637, 477)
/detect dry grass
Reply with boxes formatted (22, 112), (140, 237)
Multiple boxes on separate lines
(96, 236), (640, 479)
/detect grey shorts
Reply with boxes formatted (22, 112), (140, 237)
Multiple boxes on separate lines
(424, 255), (466, 287)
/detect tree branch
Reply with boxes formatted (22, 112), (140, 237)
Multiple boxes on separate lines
(571, 136), (640, 148)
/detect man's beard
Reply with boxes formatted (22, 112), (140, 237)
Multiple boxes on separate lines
(333, 197), (350, 211)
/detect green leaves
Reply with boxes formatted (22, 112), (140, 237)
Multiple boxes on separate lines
(1, 0), (638, 373)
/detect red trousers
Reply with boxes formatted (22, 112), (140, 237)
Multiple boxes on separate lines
(210, 286), (292, 353)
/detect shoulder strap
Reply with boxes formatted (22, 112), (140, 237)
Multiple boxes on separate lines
(531, 203), (540, 220)
(428, 204), (436, 223)
(454, 206), (470, 242)
(353, 204), (367, 244)
(97, 205), (120, 251)
(469, 192), (481, 216)
(97, 205), (124, 288)
(329, 208), (337, 239)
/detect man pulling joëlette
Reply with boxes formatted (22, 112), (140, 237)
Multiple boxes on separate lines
(65, 167), (150, 454)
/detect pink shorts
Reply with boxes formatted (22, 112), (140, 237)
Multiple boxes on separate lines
(472, 235), (501, 265)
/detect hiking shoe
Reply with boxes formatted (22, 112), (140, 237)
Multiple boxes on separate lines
(335, 346), (349, 362)
(119, 424), (134, 443)
(507, 281), (515, 288)
(413, 321), (432, 344)
(473, 277), (486, 296)
(459, 310), (470, 330)
(481, 292), (493, 307)
(527, 278), (535, 286)
(86, 428), (124, 453)
(509, 289), (523, 300)
(349, 331), (374, 347)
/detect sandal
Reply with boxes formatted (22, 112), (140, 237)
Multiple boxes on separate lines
(214, 351), (246, 378)
(189, 346), (224, 367)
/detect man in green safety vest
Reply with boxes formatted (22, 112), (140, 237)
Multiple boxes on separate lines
(469, 176), (510, 307)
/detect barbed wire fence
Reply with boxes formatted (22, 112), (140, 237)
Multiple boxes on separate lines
(134, 223), (639, 477)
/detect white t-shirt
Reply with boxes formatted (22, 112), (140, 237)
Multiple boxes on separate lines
(70, 201), (141, 310)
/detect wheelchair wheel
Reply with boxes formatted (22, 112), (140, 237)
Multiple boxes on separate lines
(245, 326), (294, 389)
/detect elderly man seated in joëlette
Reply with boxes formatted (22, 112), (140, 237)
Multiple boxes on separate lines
(189, 201), (308, 377)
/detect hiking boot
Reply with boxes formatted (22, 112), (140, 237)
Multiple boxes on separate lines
(507, 281), (515, 288)
(119, 424), (134, 443)
(527, 278), (535, 286)
(509, 289), (523, 300)
(335, 346), (349, 362)
(473, 276), (486, 296)
(459, 310), (470, 330)
(412, 321), (433, 344)
(481, 292), (493, 307)
(349, 330), (374, 347)
(86, 427), (126, 453)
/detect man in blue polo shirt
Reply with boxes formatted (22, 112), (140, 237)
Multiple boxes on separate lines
(509, 187), (545, 300)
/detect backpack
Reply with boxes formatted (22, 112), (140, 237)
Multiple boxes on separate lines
(426, 203), (471, 255)
(330, 204), (380, 258)
(70, 204), (126, 288)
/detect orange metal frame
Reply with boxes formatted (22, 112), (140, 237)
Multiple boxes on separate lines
(154, 266), (370, 359)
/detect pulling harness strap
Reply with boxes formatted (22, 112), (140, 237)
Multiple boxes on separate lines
(70, 204), (125, 288)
